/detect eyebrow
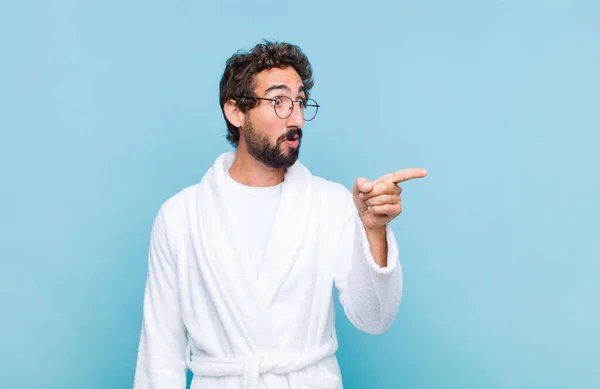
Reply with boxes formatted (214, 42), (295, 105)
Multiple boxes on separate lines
(264, 84), (307, 97)
(264, 84), (290, 94)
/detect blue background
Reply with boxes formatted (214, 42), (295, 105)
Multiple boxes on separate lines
(1, 1), (599, 388)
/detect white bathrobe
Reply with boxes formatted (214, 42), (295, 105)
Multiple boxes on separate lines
(133, 151), (403, 389)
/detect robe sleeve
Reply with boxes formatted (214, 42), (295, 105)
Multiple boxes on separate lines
(133, 208), (188, 389)
(333, 192), (403, 334)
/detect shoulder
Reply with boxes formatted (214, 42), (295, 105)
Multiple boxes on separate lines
(153, 182), (200, 234)
(311, 175), (351, 197)
(309, 174), (354, 214)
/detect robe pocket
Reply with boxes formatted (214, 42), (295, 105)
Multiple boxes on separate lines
(303, 373), (341, 389)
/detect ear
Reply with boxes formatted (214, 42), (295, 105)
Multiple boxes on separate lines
(224, 99), (246, 129)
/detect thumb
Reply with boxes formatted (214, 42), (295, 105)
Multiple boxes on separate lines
(352, 177), (374, 197)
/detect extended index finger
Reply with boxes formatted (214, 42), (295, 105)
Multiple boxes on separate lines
(390, 168), (428, 184)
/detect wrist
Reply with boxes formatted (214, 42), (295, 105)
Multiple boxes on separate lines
(363, 224), (388, 267)
(364, 224), (386, 235)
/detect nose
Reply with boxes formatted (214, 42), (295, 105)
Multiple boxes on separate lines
(285, 101), (304, 128)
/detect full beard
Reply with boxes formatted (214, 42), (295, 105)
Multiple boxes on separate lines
(243, 121), (302, 169)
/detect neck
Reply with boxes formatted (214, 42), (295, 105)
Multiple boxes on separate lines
(228, 145), (286, 187)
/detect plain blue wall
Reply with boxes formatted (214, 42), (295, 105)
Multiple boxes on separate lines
(1, 1), (598, 388)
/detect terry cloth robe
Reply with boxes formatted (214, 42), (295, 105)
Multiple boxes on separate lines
(133, 151), (403, 389)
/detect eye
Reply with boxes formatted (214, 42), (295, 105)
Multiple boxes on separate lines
(297, 100), (305, 108)
(271, 98), (282, 106)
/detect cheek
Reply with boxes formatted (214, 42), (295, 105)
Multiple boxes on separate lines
(251, 112), (285, 141)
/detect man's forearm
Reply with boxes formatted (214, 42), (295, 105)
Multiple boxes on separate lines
(364, 225), (388, 267)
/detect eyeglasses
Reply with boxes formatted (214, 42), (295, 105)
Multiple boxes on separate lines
(239, 95), (320, 121)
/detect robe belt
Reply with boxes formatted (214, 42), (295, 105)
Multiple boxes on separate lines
(187, 342), (337, 389)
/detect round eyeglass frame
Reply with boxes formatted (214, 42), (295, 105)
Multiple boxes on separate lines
(238, 95), (320, 121)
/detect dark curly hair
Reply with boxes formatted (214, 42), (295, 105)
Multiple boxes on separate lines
(219, 40), (314, 147)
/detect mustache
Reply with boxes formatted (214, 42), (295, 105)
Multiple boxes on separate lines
(277, 128), (303, 143)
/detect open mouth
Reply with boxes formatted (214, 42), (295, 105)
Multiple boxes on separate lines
(281, 130), (301, 148)
(284, 137), (300, 147)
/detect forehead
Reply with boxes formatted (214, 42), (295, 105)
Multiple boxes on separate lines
(253, 67), (304, 94)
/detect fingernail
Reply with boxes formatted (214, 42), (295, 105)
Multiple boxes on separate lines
(359, 193), (365, 200)
(362, 182), (370, 191)
(367, 206), (372, 212)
